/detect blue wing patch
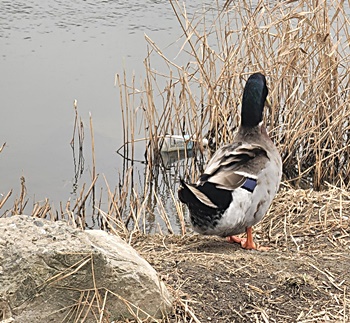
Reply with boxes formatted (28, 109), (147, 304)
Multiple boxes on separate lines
(241, 178), (257, 193)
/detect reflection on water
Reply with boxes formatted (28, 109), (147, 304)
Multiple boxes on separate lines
(160, 150), (195, 169)
(124, 148), (205, 234)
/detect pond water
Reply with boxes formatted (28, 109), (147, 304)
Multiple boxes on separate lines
(0, 1), (221, 227)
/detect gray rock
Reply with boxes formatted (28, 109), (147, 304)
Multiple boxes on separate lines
(0, 215), (172, 322)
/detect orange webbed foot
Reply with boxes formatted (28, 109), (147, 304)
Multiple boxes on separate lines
(226, 235), (257, 249)
(226, 227), (269, 251)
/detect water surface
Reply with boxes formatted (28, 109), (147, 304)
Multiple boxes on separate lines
(0, 1), (213, 217)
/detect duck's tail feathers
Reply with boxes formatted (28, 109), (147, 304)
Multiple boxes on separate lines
(178, 178), (218, 209)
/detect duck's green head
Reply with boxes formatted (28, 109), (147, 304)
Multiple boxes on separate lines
(241, 73), (269, 128)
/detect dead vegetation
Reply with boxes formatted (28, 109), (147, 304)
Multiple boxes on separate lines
(1, 0), (350, 322)
(118, 0), (350, 190)
(131, 184), (350, 322)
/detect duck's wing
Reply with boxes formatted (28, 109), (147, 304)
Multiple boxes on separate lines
(179, 142), (271, 210)
(199, 142), (269, 190)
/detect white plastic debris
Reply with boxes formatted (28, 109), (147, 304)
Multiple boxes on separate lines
(160, 134), (208, 152)
(160, 135), (193, 152)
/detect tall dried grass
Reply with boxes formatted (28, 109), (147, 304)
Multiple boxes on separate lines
(118, 0), (350, 190)
(2, 0), (350, 234)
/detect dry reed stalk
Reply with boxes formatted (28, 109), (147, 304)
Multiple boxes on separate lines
(118, 167), (133, 217)
(117, 0), (350, 190)
(103, 175), (123, 223)
(74, 290), (98, 323)
(101, 289), (159, 323)
(65, 200), (78, 229)
(71, 176), (98, 228)
(135, 191), (152, 236)
(126, 189), (142, 235)
(178, 299), (201, 323)
(169, 187), (186, 236)
(101, 179), (116, 217)
(43, 255), (92, 287)
(152, 186), (174, 234)
(89, 113), (96, 216)
(0, 189), (12, 210)
(31, 199), (51, 218)
(18, 176), (27, 214)
(96, 208), (129, 240)
(72, 183), (86, 211)
(98, 289), (109, 323)
(0, 142), (5, 153)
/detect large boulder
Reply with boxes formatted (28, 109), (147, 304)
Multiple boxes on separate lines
(0, 215), (172, 322)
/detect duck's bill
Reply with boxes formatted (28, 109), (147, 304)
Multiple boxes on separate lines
(265, 96), (272, 108)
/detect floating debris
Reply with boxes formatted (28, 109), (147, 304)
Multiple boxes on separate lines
(160, 135), (208, 153)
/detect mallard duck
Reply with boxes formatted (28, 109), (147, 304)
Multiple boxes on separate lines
(178, 73), (282, 250)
